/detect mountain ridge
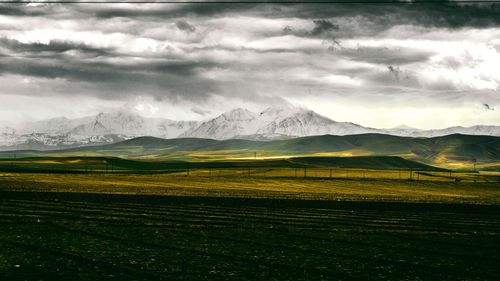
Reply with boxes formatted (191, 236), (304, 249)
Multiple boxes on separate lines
(1, 106), (499, 150)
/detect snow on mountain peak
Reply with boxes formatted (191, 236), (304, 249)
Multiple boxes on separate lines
(0, 110), (201, 149)
(259, 105), (305, 117)
(221, 108), (257, 121)
(182, 106), (377, 140)
(0, 126), (16, 135)
(391, 124), (417, 130)
(1, 107), (499, 150)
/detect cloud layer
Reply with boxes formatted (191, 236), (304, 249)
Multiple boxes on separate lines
(0, 1), (499, 128)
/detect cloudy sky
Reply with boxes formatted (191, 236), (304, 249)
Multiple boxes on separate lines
(0, 0), (499, 129)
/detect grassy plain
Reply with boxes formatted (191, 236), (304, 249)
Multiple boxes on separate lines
(0, 172), (499, 204)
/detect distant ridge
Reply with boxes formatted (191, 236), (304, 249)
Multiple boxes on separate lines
(1, 133), (498, 168)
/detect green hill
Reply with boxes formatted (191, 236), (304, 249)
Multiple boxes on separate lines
(0, 134), (498, 169)
(0, 155), (445, 173)
(416, 134), (500, 162)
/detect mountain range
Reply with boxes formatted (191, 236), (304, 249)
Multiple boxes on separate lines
(1, 106), (499, 150)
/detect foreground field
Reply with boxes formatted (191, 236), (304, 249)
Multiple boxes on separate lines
(0, 192), (499, 281)
(1, 173), (499, 280)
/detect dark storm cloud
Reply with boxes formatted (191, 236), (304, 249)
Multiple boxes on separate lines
(338, 46), (432, 65)
(0, 59), (221, 103)
(0, 56), (218, 82)
(0, 37), (218, 78)
(6, 1), (498, 29)
(176, 20), (196, 33)
(0, 57), (120, 81)
(282, 25), (293, 34)
(387, 65), (401, 81)
(4, 2), (500, 38)
(0, 35), (221, 102)
(0, 38), (112, 57)
(309, 19), (339, 36)
(281, 2), (500, 29)
(89, 3), (262, 19)
(0, 4), (48, 17)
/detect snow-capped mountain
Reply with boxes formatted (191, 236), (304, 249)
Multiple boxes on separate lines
(179, 108), (259, 140)
(256, 107), (377, 137)
(0, 126), (18, 147)
(21, 117), (87, 135)
(382, 125), (500, 138)
(181, 106), (379, 140)
(414, 125), (500, 138)
(0, 111), (200, 150)
(23, 111), (200, 139)
(1, 106), (499, 150)
(181, 106), (500, 140)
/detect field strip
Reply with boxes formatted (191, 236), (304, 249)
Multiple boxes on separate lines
(2, 201), (499, 236)
(2, 196), (500, 228)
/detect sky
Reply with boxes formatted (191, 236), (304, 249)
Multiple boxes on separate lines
(0, 0), (499, 129)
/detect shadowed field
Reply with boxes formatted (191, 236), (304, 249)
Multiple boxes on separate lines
(0, 172), (499, 280)
(0, 192), (499, 281)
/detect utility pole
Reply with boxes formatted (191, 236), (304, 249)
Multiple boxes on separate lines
(254, 152), (257, 160)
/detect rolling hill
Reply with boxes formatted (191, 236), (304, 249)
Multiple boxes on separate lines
(0, 133), (498, 169)
(0, 155), (445, 173)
